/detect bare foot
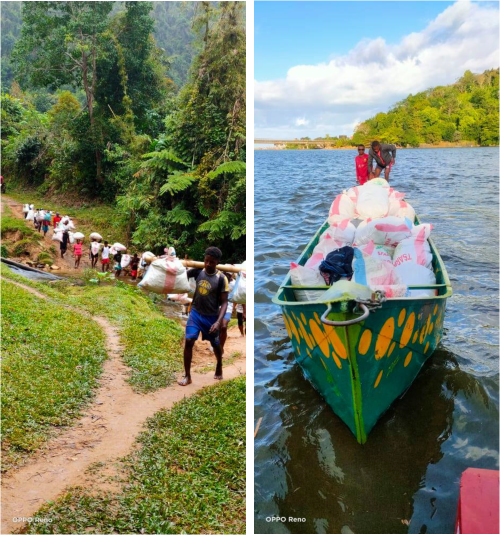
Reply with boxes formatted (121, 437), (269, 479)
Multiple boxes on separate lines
(214, 373), (223, 381)
(177, 376), (192, 386)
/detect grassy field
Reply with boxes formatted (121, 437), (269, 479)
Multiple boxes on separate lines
(1, 264), (184, 393)
(27, 377), (246, 535)
(1, 281), (107, 471)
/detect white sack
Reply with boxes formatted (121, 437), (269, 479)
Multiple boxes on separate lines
(138, 257), (191, 294)
(328, 193), (357, 222)
(52, 231), (63, 242)
(290, 262), (325, 301)
(26, 210), (35, 221)
(393, 228), (433, 270)
(230, 263), (247, 304)
(90, 232), (102, 241)
(320, 220), (356, 245)
(394, 263), (437, 297)
(354, 217), (413, 247)
(356, 184), (389, 219)
(73, 232), (85, 240)
(121, 254), (131, 269)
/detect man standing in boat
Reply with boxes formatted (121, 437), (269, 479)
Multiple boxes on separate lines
(368, 140), (396, 181)
(355, 144), (369, 185)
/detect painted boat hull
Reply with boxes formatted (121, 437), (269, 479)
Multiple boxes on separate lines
(272, 217), (452, 444)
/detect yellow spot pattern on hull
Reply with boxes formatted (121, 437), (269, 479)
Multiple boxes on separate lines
(433, 304), (438, 315)
(287, 315), (300, 341)
(358, 329), (372, 355)
(388, 341), (396, 357)
(404, 352), (413, 367)
(309, 320), (330, 358)
(412, 330), (418, 344)
(424, 342), (430, 353)
(323, 324), (347, 359)
(400, 312), (415, 348)
(374, 370), (383, 388)
(398, 308), (406, 327)
(429, 322), (434, 334)
(375, 318), (395, 359)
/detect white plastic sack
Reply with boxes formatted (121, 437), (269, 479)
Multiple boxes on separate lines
(356, 240), (393, 263)
(52, 231), (63, 243)
(26, 210), (35, 221)
(313, 235), (345, 257)
(304, 252), (324, 269)
(412, 223), (433, 239)
(328, 193), (357, 222)
(354, 217), (413, 247)
(394, 263), (437, 297)
(230, 264), (246, 304)
(68, 220), (76, 230)
(353, 248), (402, 288)
(110, 242), (127, 254)
(138, 257), (191, 294)
(388, 188), (406, 201)
(290, 262), (325, 301)
(346, 186), (360, 204)
(393, 228), (433, 270)
(121, 254), (131, 269)
(68, 231), (75, 244)
(23, 204), (29, 213)
(356, 184), (389, 219)
(388, 199), (416, 222)
(321, 220), (356, 245)
(73, 232), (85, 240)
(90, 232), (102, 241)
(368, 177), (390, 188)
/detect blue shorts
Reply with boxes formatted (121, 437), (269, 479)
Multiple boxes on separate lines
(223, 311), (232, 322)
(185, 309), (220, 346)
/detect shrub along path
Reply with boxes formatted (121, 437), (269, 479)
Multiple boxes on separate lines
(1, 278), (246, 535)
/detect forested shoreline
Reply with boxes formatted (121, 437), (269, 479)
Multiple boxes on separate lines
(274, 69), (499, 150)
(1, 1), (245, 261)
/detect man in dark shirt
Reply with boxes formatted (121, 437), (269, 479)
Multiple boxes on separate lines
(178, 246), (229, 386)
(368, 140), (397, 181)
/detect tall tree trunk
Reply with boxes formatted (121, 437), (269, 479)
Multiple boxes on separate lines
(81, 41), (104, 185)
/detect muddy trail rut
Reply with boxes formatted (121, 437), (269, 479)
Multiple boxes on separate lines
(1, 278), (246, 534)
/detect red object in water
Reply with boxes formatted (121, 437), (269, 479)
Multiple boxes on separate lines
(455, 468), (499, 534)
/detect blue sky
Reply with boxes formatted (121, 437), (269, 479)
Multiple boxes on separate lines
(254, 1), (500, 139)
(256, 1), (456, 80)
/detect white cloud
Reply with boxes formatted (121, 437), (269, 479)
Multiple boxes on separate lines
(255, 1), (499, 139)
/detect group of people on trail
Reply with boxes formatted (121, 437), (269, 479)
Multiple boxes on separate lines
(179, 246), (246, 387)
(355, 140), (396, 185)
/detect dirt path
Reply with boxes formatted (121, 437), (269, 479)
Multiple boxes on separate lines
(1, 278), (246, 534)
(2, 195), (94, 274)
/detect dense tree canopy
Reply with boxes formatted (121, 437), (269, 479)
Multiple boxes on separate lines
(353, 69), (499, 147)
(1, 1), (246, 261)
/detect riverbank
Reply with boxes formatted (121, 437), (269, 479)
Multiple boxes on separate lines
(255, 142), (496, 150)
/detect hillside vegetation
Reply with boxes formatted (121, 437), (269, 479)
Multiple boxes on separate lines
(1, 1), (245, 261)
(353, 69), (499, 147)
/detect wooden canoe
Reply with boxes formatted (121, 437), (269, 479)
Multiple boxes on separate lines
(272, 215), (452, 444)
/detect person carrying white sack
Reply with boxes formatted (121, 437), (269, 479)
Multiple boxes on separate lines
(179, 246), (229, 387)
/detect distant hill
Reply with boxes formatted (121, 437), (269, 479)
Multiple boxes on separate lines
(0, 2), (22, 89)
(0, 1), (198, 91)
(353, 69), (499, 147)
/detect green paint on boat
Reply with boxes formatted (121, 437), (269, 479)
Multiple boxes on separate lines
(272, 215), (452, 444)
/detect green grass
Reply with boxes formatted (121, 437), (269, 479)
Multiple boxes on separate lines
(1, 264), (184, 392)
(1, 214), (39, 240)
(1, 281), (107, 471)
(7, 186), (128, 247)
(27, 377), (246, 534)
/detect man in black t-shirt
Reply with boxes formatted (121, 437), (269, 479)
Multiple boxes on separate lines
(178, 247), (229, 386)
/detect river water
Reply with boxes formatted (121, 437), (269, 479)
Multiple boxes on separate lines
(254, 148), (499, 534)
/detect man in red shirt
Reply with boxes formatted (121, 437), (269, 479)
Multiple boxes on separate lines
(355, 145), (369, 185)
(53, 212), (61, 228)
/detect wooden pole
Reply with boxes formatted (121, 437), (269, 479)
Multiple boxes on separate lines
(143, 256), (245, 273)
